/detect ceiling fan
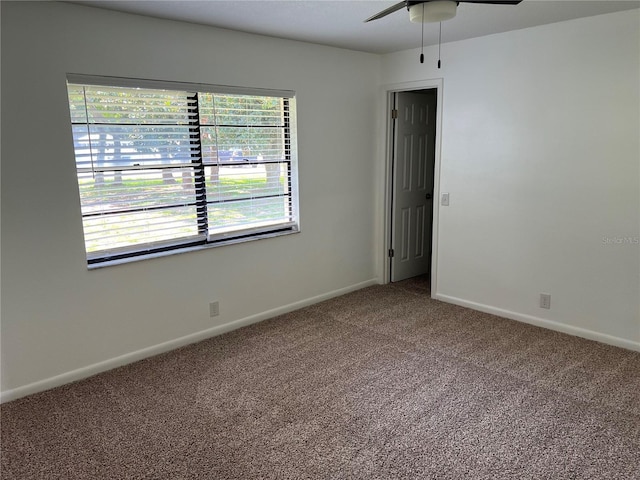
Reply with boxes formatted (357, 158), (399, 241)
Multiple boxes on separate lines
(365, 1), (523, 65)
(365, 0), (523, 24)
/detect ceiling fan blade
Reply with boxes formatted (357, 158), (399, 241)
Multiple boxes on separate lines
(458, 0), (522, 4)
(364, 1), (407, 22)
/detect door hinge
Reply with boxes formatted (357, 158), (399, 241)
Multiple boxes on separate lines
(388, 248), (395, 258)
(391, 109), (398, 119)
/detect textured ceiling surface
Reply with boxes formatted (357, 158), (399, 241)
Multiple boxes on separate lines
(72, 1), (640, 54)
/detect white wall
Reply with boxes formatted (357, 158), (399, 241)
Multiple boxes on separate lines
(0, 1), (380, 398)
(381, 10), (640, 348)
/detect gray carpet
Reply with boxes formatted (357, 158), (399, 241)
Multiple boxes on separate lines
(2, 277), (639, 479)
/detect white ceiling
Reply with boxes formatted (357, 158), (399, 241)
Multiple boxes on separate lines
(73, 0), (640, 54)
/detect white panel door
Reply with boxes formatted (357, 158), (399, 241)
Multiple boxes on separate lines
(391, 90), (436, 282)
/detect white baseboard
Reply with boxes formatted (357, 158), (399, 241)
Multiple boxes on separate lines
(433, 293), (640, 353)
(1, 279), (379, 404)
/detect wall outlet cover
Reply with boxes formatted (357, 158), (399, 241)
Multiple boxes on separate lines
(540, 294), (551, 309)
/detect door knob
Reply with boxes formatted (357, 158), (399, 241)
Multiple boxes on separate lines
(426, 193), (432, 200)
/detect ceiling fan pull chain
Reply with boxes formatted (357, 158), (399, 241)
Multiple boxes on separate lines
(438, 22), (442, 69)
(420, 3), (425, 64)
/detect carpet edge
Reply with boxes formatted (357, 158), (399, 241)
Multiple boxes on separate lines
(1, 278), (380, 404)
(434, 293), (640, 353)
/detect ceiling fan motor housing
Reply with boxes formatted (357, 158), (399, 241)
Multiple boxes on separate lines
(409, 1), (458, 23)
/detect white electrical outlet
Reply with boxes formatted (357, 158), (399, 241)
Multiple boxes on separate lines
(540, 294), (551, 310)
(209, 301), (220, 317)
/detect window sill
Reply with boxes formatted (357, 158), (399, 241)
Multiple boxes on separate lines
(87, 227), (300, 270)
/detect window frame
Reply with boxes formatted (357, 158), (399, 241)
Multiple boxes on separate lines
(66, 74), (300, 268)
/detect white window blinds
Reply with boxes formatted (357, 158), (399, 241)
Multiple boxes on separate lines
(67, 76), (298, 265)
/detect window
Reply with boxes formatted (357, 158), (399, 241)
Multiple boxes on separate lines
(66, 75), (299, 266)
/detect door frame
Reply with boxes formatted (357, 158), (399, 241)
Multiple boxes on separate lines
(380, 79), (443, 291)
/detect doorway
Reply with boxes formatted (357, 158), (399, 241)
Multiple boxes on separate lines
(387, 85), (441, 286)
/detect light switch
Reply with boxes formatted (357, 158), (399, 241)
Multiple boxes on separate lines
(441, 193), (450, 206)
